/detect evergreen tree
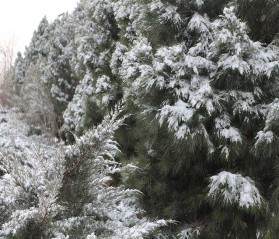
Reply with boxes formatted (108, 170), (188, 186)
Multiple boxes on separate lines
(25, 16), (50, 64)
(13, 52), (26, 92)
(117, 0), (216, 236)
(41, 13), (80, 119)
(62, 0), (121, 139)
(119, 3), (279, 238)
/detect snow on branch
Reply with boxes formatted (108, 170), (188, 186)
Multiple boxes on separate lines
(208, 171), (263, 209)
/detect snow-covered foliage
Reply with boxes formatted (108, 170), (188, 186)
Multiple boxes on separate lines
(14, 13), (80, 117)
(63, 73), (94, 134)
(177, 227), (201, 239)
(208, 171), (263, 209)
(25, 16), (50, 64)
(120, 35), (214, 142)
(0, 108), (168, 238)
(209, 6), (277, 107)
(254, 99), (279, 157)
(42, 13), (79, 104)
(206, 7), (279, 162)
(61, 0), (123, 136)
(153, 226), (201, 239)
(112, 0), (145, 41)
(214, 114), (241, 143)
(188, 12), (212, 56)
(13, 52), (26, 86)
(0, 109), (62, 238)
(209, 7), (279, 78)
(7, 0), (279, 238)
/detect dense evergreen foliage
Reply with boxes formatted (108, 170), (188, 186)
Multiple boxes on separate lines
(4, 0), (279, 238)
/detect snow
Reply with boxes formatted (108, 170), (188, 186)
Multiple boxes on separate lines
(178, 227), (201, 239)
(188, 13), (210, 34)
(0, 107), (167, 238)
(0, 108), (65, 237)
(120, 35), (215, 140)
(208, 171), (263, 208)
(159, 5), (181, 26)
(0, 108), (56, 151)
(110, 42), (128, 75)
(51, 84), (69, 103)
(96, 75), (112, 93)
(6, 1), (279, 237)
(255, 131), (274, 146)
(63, 73), (94, 133)
(218, 55), (250, 75)
(214, 114), (242, 143)
(265, 99), (279, 128)
(254, 99), (279, 153)
(159, 100), (194, 138)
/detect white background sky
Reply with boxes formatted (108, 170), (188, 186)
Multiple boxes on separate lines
(0, 0), (78, 54)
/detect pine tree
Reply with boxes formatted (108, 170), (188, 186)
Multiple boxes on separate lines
(118, 3), (279, 238)
(13, 52), (26, 93)
(117, 0), (218, 236)
(25, 16), (50, 64)
(62, 0), (121, 140)
(41, 13), (80, 118)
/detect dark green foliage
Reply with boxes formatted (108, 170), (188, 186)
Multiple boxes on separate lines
(237, 0), (279, 44)
(116, 2), (279, 238)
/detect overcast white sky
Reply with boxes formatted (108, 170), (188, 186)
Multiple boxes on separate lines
(0, 0), (78, 54)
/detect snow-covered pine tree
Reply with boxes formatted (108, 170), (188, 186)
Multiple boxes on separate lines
(41, 13), (80, 118)
(117, 2), (279, 238)
(116, 0), (219, 236)
(253, 44), (279, 239)
(25, 16), (50, 65)
(7, 0), (279, 237)
(62, 0), (121, 139)
(13, 18), (49, 96)
(13, 52), (27, 94)
(201, 6), (279, 238)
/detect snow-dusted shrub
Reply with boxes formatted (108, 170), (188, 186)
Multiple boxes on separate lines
(0, 108), (168, 238)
